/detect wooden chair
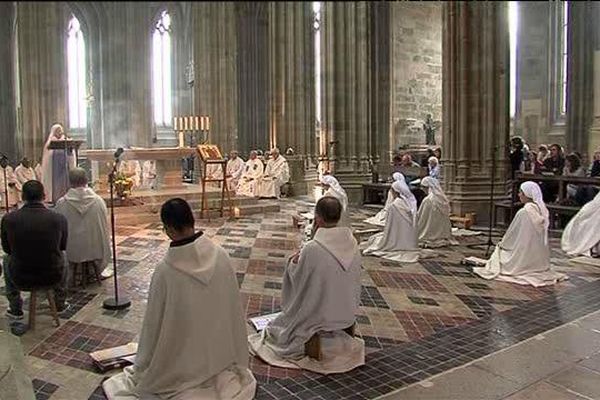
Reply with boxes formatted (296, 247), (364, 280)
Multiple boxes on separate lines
(305, 323), (356, 361)
(23, 288), (61, 330)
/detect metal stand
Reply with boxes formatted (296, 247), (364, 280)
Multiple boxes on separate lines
(103, 156), (131, 311)
(0, 156), (9, 214)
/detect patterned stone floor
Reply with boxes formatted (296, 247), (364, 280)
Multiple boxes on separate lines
(1, 199), (600, 399)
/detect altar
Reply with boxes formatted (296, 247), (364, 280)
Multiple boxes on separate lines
(82, 147), (196, 191)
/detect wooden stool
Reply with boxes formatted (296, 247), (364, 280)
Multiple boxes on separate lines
(305, 323), (356, 361)
(71, 261), (102, 289)
(24, 288), (61, 330)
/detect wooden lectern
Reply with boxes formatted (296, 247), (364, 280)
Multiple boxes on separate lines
(197, 144), (233, 219)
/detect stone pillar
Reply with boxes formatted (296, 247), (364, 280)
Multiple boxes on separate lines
(442, 2), (510, 222)
(566, 2), (595, 160)
(321, 2), (372, 202)
(268, 2), (316, 195)
(586, 3), (600, 158)
(0, 3), (17, 162)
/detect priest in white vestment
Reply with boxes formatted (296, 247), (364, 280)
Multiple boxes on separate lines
(561, 190), (600, 257)
(103, 199), (256, 400)
(363, 180), (420, 263)
(320, 175), (351, 229)
(141, 160), (157, 190)
(249, 196), (364, 374)
(0, 163), (18, 208)
(474, 181), (567, 287)
(364, 172), (404, 227)
(417, 177), (456, 248)
(54, 168), (111, 284)
(40, 123), (76, 203)
(226, 151), (245, 194)
(14, 158), (36, 193)
(258, 148), (290, 199)
(236, 151), (264, 197)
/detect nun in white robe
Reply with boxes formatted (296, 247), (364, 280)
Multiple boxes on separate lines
(561, 191), (600, 257)
(103, 233), (256, 400)
(474, 181), (567, 287)
(364, 172), (404, 227)
(320, 175), (351, 228)
(40, 124), (76, 203)
(363, 180), (420, 263)
(248, 224), (364, 374)
(417, 177), (456, 248)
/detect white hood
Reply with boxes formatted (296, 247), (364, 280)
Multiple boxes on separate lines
(63, 187), (100, 215)
(164, 235), (217, 285)
(313, 227), (358, 271)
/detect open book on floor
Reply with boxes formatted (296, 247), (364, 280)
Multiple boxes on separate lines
(248, 312), (281, 332)
(89, 342), (138, 373)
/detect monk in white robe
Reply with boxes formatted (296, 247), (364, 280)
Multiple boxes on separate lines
(236, 151), (264, 197)
(141, 160), (157, 190)
(14, 158), (36, 195)
(40, 123), (76, 203)
(320, 175), (351, 229)
(0, 163), (18, 208)
(417, 177), (456, 248)
(249, 196), (364, 374)
(363, 180), (420, 263)
(258, 148), (290, 199)
(561, 191), (600, 257)
(103, 199), (256, 400)
(474, 181), (567, 287)
(364, 172), (404, 227)
(54, 168), (111, 286)
(226, 151), (245, 194)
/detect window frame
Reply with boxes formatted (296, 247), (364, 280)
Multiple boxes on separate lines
(152, 9), (174, 131)
(548, 0), (569, 126)
(66, 15), (88, 134)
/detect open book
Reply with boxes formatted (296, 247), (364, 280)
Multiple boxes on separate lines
(89, 342), (138, 373)
(248, 312), (281, 332)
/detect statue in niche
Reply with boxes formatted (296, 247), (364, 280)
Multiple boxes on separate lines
(423, 114), (436, 146)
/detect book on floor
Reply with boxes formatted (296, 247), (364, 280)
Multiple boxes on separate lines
(249, 312), (281, 332)
(89, 342), (138, 373)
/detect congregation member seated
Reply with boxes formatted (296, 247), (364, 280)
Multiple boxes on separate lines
(526, 151), (543, 174)
(1, 181), (68, 320)
(561, 190), (600, 257)
(226, 150), (245, 194)
(103, 198), (256, 400)
(363, 180), (420, 263)
(399, 154), (422, 184)
(540, 144), (566, 202)
(54, 168), (111, 285)
(433, 147), (442, 160)
(473, 182), (567, 287)
(364, 172), (404, 227)
(0, 161), (18, 208)
(14, 158), (36, 202)
(320, 175), (351, 228)
(236, 150), (264, 197)
(249, 197), (364, 374)
(591, 149), (600, 177)
(563, 153), (585, 201)
(417, 177), (455, 248)
(141, 160), (157, 189)
(428, 156), (441, 179)
(537, 145), (549, 163)
(258, 148), (290, 199)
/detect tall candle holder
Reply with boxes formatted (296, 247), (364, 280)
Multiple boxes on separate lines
(173, 115), (211, 183)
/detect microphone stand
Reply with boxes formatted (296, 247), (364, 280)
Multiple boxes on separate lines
(1, 156), (9, 214)
(103, 157), (131, 310)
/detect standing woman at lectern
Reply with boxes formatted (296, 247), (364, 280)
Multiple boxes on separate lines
(40, 123), (76, 203)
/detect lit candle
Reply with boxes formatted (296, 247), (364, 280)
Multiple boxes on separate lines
(179, 117), (183, 131)
(206, 117), (210, 131)
(184, 117), (189, 131)
(173, 117), (177, 130)
(195, 116), (199, 131)
(179, 131), (184, 148)
(200, 117), (205, 131)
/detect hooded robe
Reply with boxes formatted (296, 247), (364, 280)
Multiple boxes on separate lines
(417, 177), (456, 248)
(257, 155), (290, 198)
(561, 191), (600, 257)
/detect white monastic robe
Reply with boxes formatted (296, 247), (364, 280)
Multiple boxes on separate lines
(236, 158), (264, 197)
(474, 182), (567, 287)
(320, 175), (351, 228)
(118, 160), (141, 188)
(40, 124), (76, 202)
(364, 172), (404, 227)
(249, 227), (364, 374)
(561, 191), (600, 257)
(103, 234), (256, 400)
(258, 155), (290, 198)
(0, 166), (18, 206)
(54, 187), (111, 277)
(14, 165), (36, 191)
(141, 161), (157, 190)
(363, 181), (420, 263)
(0, 329), (36, 400)
(226, 156), (245, 194)
(417, 177), (456, 248)
(34, 163), (42, 181)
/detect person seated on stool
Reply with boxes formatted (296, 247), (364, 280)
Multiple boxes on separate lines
(249, 197), (365, 374)
(226, 150), (245, 195)
(103, 198), (256, 400)
(257, 148), (290, 199)
(54, 168), (112, 284)
(1, 180), (69, 321)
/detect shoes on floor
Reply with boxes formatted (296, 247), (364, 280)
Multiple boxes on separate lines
(5, 309), (24, 320)
(101, 267), (114, 280)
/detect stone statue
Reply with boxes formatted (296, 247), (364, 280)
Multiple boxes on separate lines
(423, 114), (436, 146)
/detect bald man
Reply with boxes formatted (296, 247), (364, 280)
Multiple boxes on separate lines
(258, 148), (289, 199)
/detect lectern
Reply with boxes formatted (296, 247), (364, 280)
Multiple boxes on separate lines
(47, 139), (85, 196)
(197, 145), (233, 219)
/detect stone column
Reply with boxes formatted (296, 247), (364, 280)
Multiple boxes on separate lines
(442, 2), (510, 222)
(320, 2), (372, 202)
(586, 3), (600, 158)
(566, 2), (595, 160)
(0, 3), (17, 161)
(268, 2), (316, 195)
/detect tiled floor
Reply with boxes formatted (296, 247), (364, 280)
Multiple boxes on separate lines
(1, 199), (600, 399)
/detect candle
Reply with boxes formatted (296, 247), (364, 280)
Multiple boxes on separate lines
(179, 131), (184, 148)
(179, 117), (183, 131)
(195, 116), (199, 131)
(200, 117), (205, 131)
(206, 116), (210, 131)
(184, 116), (188, 131)
(173, 117), (177, 130)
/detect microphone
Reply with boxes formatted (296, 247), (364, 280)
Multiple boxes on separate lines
(114, 148), (124, 160)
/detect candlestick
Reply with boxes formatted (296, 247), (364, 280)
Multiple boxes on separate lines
(195, 116), (199, 131)
(206, 116), (210, 131)
(173, 117), (177, 131)
(179, 117), (183, 132)
(179, 131), (184, 148)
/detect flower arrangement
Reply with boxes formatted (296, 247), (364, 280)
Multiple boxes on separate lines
(113, 172), (134, 199)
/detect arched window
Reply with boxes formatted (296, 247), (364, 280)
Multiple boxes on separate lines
(152, 10), (173, 127)
(67, 16), (87, 129)
(313, 2), (322, 128)
(509, 2), (518, 118)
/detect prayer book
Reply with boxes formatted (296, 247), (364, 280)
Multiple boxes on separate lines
(89, 342), (138, 372)
(249, 312), (281, 332)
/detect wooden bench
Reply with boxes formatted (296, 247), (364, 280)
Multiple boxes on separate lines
(305, 323), (356, 361)
(546, 204), (580, 229)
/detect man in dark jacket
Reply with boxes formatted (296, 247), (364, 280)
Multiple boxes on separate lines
(1, 180), (68, 320)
